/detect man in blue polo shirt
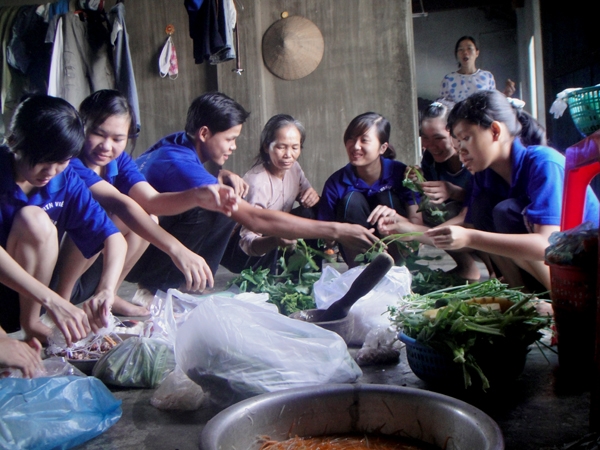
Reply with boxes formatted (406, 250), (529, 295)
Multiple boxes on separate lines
(128, 92), (377, 293)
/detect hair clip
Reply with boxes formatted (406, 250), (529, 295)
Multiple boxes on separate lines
(430, 101), (444, 108)
(507, 97), (526, 109)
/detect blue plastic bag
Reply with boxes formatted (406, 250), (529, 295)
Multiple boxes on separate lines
(0, 376), (122, 449)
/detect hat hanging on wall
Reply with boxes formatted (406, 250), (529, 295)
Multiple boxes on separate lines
(262, 15), (324, 81)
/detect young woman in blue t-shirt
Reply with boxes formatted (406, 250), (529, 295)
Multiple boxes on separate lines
(379, 89), (599, 291)
(318, 112), (422, 266)
(0, 95), (127, 343)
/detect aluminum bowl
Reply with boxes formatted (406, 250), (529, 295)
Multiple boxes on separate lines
(200, 383), (504, 449)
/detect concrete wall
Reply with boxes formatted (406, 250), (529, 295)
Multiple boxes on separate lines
(412, 7), (518, 103)
(217, 0), (418, 192)
(0, 0), (417, 193)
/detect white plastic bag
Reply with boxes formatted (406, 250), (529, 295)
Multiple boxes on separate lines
(150, 366), (206, 410)
(175, 295), (362, 407)
(313, 265), (412, 346)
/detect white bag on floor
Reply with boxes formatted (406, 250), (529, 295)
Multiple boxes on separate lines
(150, 366), (206, 410)
(175, 295), (362, 406)
(313, 265), (412, 346)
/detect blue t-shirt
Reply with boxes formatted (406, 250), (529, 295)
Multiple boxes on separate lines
(318, 157), (418, 222)
(69, 152), (146, 195)
(0, 147), (119, 258)
(464, 138), (600, 226)
(135, 131), (218, 192)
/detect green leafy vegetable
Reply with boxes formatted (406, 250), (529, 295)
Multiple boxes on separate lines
(403, 166), (448, 226)
(354, 232), (422, 264)
(227, 239), (332, 315)
(389, 279), (551, 390)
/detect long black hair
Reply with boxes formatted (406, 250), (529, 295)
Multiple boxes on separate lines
(419, 101), (452, 131)
(447, 90), (546, 146)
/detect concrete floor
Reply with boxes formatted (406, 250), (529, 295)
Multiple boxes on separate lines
(73, 246), (594, 450)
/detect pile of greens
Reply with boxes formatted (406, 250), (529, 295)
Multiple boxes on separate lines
(389, 279), (552, 390)
(403, 166), (448, 226)
(227, 239), (329, 316)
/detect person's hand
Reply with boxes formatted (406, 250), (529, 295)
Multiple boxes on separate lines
(377, 214), (415, 236)
(404, 165), (422, 182)
(275, 237), (297, 251)
(425, 225), (470, 250)
(200, 184), (239, 216)
(44, 297), (91, 347)
(298, 187), (320, 208)
(420, 180), (456, 204)
(172, 247), (214, 292)
(83, 288), (115, 333)
(0, 336), (43, 378)
(504, 79), (516, 97)
(367, 205), (398, 225)
(218, 170), (249, 198)
(336, 224), (378, 253)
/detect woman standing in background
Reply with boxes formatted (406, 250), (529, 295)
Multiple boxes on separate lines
(439, 35), (515, 104)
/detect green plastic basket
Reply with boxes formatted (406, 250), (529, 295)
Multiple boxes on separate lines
(566, 85), (600, 137)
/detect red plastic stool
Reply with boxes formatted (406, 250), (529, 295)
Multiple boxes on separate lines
(560, 130), (600, 231)
(554, 130), (600, 429)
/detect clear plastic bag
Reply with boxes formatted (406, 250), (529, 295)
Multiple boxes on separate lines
(150, 366), (206, 410)
(0, 375), (122, 450)
(354, 326), (401, 366)
(313, 265), (412, 345)
(0, 356), (86, 379)
(545, 221), (598, 266)
(175, 294), (362, 407)
(92, 336), (176, 388)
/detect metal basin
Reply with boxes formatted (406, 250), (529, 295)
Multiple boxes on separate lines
(200, 383), (504, 449)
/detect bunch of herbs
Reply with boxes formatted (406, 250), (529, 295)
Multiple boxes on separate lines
(403, 166), (448, 226)
(227, 239), (331, 316)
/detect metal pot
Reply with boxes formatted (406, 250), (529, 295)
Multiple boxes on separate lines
(200, 383), (504, 449)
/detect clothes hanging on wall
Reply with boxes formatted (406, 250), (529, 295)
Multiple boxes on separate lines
(0, 6), (25, 137)
(47, 10), (115, 111)
(209, 0), (235, 64)
(0, 0), (140, 140)
(6, 5), (51, 95)
(185, 0), (236, 65)
(109, 1), (140, 135)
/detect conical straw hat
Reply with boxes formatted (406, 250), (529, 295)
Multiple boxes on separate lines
(262, 16), (324, 81)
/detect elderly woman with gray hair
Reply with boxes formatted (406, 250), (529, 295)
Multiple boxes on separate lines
(221, 114), (320, 273)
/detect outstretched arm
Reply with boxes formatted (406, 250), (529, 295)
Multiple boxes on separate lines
(0, 246), (90, 346)
(83, 233), (127, 332)
(231, 200), (378, 253)
(128, 181), (239, 217)
(91, 181), (215, 292)
(424, 223), (557, 261)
